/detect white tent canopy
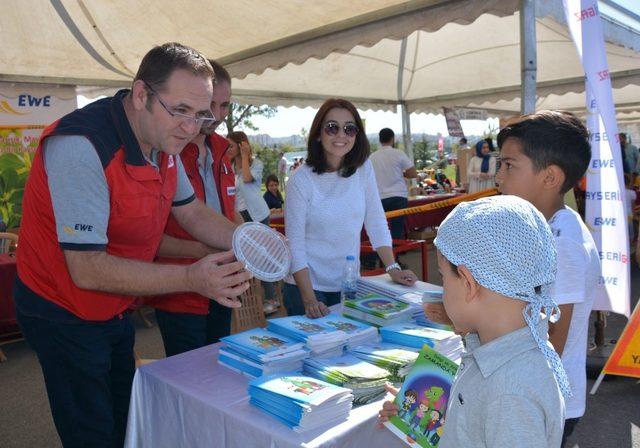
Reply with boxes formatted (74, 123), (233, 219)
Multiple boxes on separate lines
(3, 0), (639, 121)
(230, 0), (640, 118)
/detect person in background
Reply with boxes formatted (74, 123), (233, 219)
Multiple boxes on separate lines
(625, 174), (637, 244)
(455, 137), (472, 191)
(147, 60), (238, 355)
(380, 195), (567, 447)
(467, 140), (496, 193)
(277, 151), (288, 191)
(283, 98), (417, 318)
(263, 174), (284, 211)
(369, 128), (417, 241)
(228, 131), (279, 315)
(621, 132), (638, 178)
(13, 43), (251, 447)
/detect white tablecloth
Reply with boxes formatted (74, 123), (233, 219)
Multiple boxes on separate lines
(124, 344), (403, 448)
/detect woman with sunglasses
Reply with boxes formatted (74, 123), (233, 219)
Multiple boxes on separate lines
(284, 98), (418, 318)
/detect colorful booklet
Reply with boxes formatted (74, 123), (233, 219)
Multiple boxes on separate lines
(303, 353), (391, 405)
(379, 323), (460, 350)
(220, 328), (306, 362)
(248, 374), (353, 432)
(267, 316), (347, 355)
(343, 293), (410, 318)
(315, 313), (379, 348)
(350, 342), (419, 383)
(384, 345), (459, 448)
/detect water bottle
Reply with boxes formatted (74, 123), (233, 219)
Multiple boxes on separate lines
(340, 255), (359, 304)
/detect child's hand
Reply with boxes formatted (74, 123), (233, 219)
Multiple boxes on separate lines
(377, 383), (399, 428)
(422, 303), (453, 326)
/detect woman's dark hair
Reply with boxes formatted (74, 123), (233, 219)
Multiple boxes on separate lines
(228, 131), (252, 166)
(265, 174), (283, 201)
(306, 98), (369, 177)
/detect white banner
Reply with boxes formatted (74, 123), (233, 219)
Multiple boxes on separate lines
(563, 0), (630, 317)
(455, 108), (487, 121)
(0, 82), (77, 153)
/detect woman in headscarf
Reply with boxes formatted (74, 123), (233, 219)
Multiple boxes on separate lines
(467, 140), (496, 193)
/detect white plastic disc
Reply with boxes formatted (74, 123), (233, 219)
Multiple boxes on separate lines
(232, 222), (291, 282)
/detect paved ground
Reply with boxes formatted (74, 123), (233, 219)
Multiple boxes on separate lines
(0, 249), (639, 447)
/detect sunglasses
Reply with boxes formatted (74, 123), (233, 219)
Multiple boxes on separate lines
(323, 121), (359, 138)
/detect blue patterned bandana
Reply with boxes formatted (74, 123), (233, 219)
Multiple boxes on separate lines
(434, 195), (572, 398)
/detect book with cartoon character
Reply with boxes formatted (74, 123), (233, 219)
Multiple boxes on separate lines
(248, 374), (353, 432)
(315, 313), (379, 348)
(350, 342), (419, 383)
(380, 324), (463, 361)
(303, 353), (391, 405)
(221, 328), (306, 362)
(267, 316), (348, 356)
(384, 345), (459, 447)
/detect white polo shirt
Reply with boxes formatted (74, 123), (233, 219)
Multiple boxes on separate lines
(369, 145), (414, 199)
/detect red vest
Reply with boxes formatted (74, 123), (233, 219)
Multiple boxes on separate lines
(147, 133), (236, 315)
(16, 91), (178, 321)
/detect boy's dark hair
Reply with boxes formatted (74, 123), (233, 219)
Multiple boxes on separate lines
(307, 98), (369, 178)
(497, 110), (591, 194)
(208, 60), (231, 86)
(459, 137), (468, 144)
(405, 390), (418, 399)
(134, 42), (213, 92)
(379, 128), (395, 145)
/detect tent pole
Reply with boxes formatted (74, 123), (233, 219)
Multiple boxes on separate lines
(396, 37), (413, 158)
(520, 0), (537, 114)
(401, 103), (413, 160)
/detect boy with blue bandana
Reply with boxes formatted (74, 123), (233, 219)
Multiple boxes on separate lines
(380, 195), (568, 447)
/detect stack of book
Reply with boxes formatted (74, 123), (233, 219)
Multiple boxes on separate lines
(267, 316), (347, 357)
(218, 328), (309, 378)
(358, 274), (445, 324)
(248, 374), (353, 432)
(303, 353), (391, 405)
(342, 293), (413, 327)
(349, 342), (420, 383)
(414, 313), (454, 332)
(315, 313), (379, 349)
(379, 323), (463, 361)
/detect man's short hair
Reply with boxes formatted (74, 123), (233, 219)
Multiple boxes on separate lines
(209, 60), (231, 86)
(134, 42), (213, 91)
(379, 128), (395, 145)
(497, 110), (591, 194)
(459, 137), (468, 144)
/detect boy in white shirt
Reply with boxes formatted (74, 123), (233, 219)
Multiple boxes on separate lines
(424, 111), (599, 446)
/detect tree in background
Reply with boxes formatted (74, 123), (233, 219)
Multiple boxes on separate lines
(0, 152), (34, 228)
(222, 103), (277, 134)
(411, 137), (437, 170)
(254, 144), (300, 179)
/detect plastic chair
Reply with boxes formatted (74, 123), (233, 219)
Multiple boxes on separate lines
(0, 232), (18, 254)
(0, 232), (20, 361)
(231, 278), (267, 333)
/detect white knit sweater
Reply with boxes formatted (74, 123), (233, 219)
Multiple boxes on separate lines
(284, 160), (392, 291)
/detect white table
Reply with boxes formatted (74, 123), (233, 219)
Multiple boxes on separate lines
(124, 344), (403, 448)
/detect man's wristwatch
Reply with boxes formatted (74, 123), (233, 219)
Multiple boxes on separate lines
(385, 262), (401, 273)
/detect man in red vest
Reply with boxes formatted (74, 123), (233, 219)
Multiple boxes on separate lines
(14, 43), (251, 447)
(148, 61), (239, 356)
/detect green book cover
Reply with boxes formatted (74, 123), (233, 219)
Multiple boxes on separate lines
(343, 293), (409, 318)
(384, 345), (459, 447)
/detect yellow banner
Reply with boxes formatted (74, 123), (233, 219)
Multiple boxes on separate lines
(602, 302), (640, 378)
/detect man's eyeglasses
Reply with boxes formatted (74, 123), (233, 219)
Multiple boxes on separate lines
(323, 121), (359, 138)
(143, 81), (215, 128)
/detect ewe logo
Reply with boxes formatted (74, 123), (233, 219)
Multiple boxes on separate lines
(0, 94), (53, 115)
